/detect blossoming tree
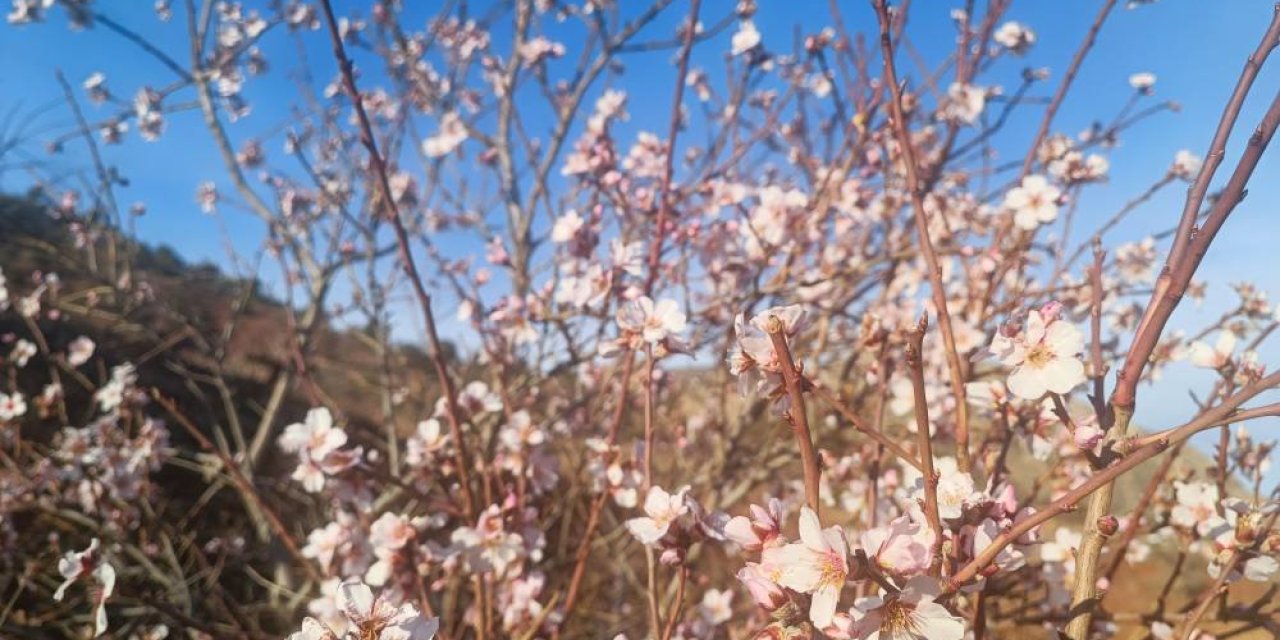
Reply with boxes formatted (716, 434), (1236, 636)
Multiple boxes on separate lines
(1, 0), (1280, 638)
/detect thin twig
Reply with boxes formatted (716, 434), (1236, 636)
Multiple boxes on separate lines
(906, 315), (944, 576)
(871, 0), (973, 471)
(766, 319), (822, 513)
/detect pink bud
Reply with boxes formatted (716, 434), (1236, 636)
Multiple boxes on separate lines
(1096, 515), (1119, 536)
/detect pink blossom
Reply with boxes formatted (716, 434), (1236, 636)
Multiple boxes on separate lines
(761, 507), (848, 628)
(859, 515), (934, 579)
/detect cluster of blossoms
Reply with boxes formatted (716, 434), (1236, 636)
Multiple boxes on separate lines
(4, 1), (1280, 638)
(289, 580), (438, 640)
(279, 407), (363, 492)
(721, 502), (979, 638)
(726, 304), (808, 411)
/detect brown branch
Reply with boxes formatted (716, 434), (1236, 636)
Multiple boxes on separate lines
(767, 320), (822, 513)
(871, 0), (972, 471)
(1100, 441), (1187, 583)
(906, 315), (944, 576)
(807, 381), (924, 472)
(557, 351), (637, 634)
(949, 371), (1280, 591)
(1113, 8), (1280, 410)
(1165, 5), (1280, 272)
(317, 0), (475, 516)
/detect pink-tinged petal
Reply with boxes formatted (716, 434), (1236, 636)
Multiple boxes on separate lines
(643, 486), (671, 518)
(1024, 310), (1046, 344)
(1244, 555), (1278, 581)
(52, 578), (74, 602)
(379, 604), (439, 640)
(770, 544), (823, 592)
(912, 601), (966, 639)
(293, 461), (328, 493)
(1215, 331), (1238, 357)
(94, 562), (115, 599)
(723, 516), (759, 548)
(1189, 341), (1218, 368)
(821, 527), (848, 563)
(307, 407), (333, 432)
(288, 618), (339, 640)
(278, 421), (314, 453)
(860, 525), (889, 556)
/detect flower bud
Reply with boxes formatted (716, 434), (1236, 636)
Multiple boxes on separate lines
(1096, 515), (1119, 536)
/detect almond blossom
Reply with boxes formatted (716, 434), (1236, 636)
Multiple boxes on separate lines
(1172, 149), (1204, 179)
(736, 562), (786, 610)
(1003, 174), (1061, 230)
(906, 456), (981, 521)
(840, 576), (965, 640)
(422, 112), (467, 157)
(942, 82), (986, 124)
(990, 305), (1086, 399)
(723, 498), (783, 552)
(289, 580), (438, 640)
(278, 407), (362, 492)
(1189, 331), (1236, 369)
(451, 505), (525, 576)
(726, 304), (807, 404)
(616, 296), (687, 346)
(0, 392), (26, 421)
(761, 507), (848, 628)
(66, 335), (95, 367)
(52, 538), (116, 637)
(625, 485), (693, 546)
(859, 514), (934, 579)
(731, 20), (761, 56)
(993, 21), (1036, 53)
(1129, 71), (1157, 92)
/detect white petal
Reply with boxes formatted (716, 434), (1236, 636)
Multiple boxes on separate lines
(797, 507), (823, 550)
(1044, 321), (1084, 356)
(1006, 366), (1046, 400)
(808, 583), (839, 628)
(1042, 357), (1086, 394)
(336, 580), (375, 622)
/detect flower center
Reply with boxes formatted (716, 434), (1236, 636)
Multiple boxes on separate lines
(1025, 343), (1054, 368)
(820, 551), (846, 586)
(881, 597), (919, 634)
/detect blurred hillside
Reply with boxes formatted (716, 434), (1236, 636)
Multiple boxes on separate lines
(0, 194), (460, 446)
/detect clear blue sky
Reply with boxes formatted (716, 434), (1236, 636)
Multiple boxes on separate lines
(1, 1), (1278, 473)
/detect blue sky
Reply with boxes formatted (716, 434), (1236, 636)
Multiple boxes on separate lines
(1, 1), (1279, 475)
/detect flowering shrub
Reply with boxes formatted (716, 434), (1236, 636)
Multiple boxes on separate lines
(2, 1), (1280, 639)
